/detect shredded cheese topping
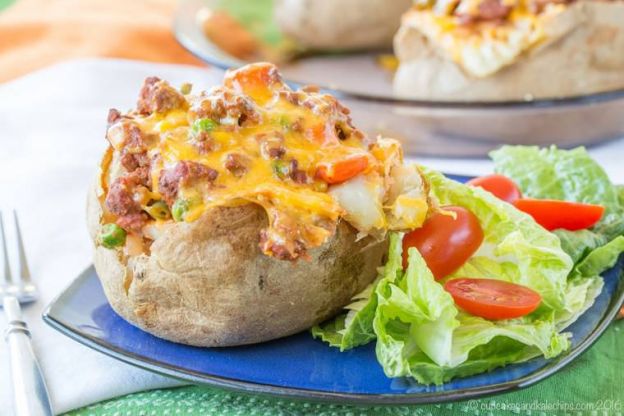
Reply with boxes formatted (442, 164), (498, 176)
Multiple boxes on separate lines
(406, 0), (570, 77)
(102, 63), (430, 260)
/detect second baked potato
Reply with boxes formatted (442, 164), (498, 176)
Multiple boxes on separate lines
(393, 0), (624, 100)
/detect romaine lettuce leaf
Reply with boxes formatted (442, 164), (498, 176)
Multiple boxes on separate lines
(311, 233), (404, 350)
(373, 245), (570, 384)
(556, 276), (604, 330)
(572, 236), (624, 279)
(374, 247), (459, 372)
(315, 150), (619, 385)
(491, 145), (624, 278)
(554, 229), (608, 265)
(403, 335), (563, 386)
(370, 170), (578, 384)
(490, 146), (620, 215)
(423, 167), (573, 311)
(310, 314), (347, 347)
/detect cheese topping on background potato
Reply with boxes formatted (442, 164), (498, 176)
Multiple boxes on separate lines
(100, 63), (429, 260)
(406, 0), (571, 77)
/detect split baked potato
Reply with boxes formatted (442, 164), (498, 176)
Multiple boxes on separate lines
(393, 0), (624, 100)
(88, 63), (430, 347)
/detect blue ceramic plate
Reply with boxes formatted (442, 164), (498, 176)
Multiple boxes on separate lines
(43, 175), (624, 404)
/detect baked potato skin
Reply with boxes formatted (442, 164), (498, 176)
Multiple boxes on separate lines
(393, 1), (624, 101)
(87, 181), (387, 347)
(274, 0), (412, 50)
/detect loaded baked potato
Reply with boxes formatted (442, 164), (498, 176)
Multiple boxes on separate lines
(393, 0), (624, 100)
(88, 63), (430, 347)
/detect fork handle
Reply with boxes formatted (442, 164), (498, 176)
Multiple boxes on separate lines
(3, 296), (54, 416)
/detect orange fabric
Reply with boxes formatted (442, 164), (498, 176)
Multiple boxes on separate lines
(0, 0), (205, 82)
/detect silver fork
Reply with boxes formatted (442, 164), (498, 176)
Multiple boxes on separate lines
(1, 211), (53, 416)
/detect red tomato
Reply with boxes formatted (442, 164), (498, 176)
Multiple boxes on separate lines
(514, 199), (604, 231)
(316, 154), (369, 184)
(402, 206), (484, 279)
(444, 278), (542, 320)
(466, 174), (522, 203)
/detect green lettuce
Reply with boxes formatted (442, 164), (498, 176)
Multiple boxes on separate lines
(314, 146), (621, 385)
(556, 276), (604, 330)
(573, 236), (624, 279)
(311, 233), (403, 350)
(423, 167), (573, 311)
(490, 146), (620, 215)
(373, 239), (570, 385)
(555, 229), (608, 265)
(374, 248), (569, 384)
(372, 169), (576, 383)
(315, 169), (596, 384)
(491, 145), (624, 279)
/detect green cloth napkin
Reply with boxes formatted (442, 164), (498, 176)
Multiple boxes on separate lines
(67, 319), (623, 416)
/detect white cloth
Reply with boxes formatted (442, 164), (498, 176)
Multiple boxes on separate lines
(1, 58), (623, 414)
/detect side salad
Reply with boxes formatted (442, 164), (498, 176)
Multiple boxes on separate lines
(313, 145), (624, 385)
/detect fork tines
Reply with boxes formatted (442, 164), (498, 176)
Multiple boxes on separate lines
(0, 211), (12, 287)
(1, 211), (36, 302)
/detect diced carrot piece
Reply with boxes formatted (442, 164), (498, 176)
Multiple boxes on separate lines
(316, 154), (369, 184)
(224, 63), (281, 102)
(308, 124), (328, 144)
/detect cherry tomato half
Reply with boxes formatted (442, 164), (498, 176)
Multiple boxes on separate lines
(444, 278), (542, 320)
(316, 154), (369, 184)
(466, 174), (522, 203)
(514, 198), (604, 231)
(402, 206), (484, 279)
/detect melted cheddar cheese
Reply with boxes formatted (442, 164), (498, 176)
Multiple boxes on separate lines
(407, 0), (570, 77)
(103, 63), (430, 260)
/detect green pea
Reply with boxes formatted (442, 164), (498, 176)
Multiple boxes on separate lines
(171, 199), (190, 222)
(180, 83), (192, 95)
(100, 224), (126, 248)
(145, 201), (171, 220)
(272, 160), (289, 179)
(278, 116), (290, 129)
(192, 118), (218, 134)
